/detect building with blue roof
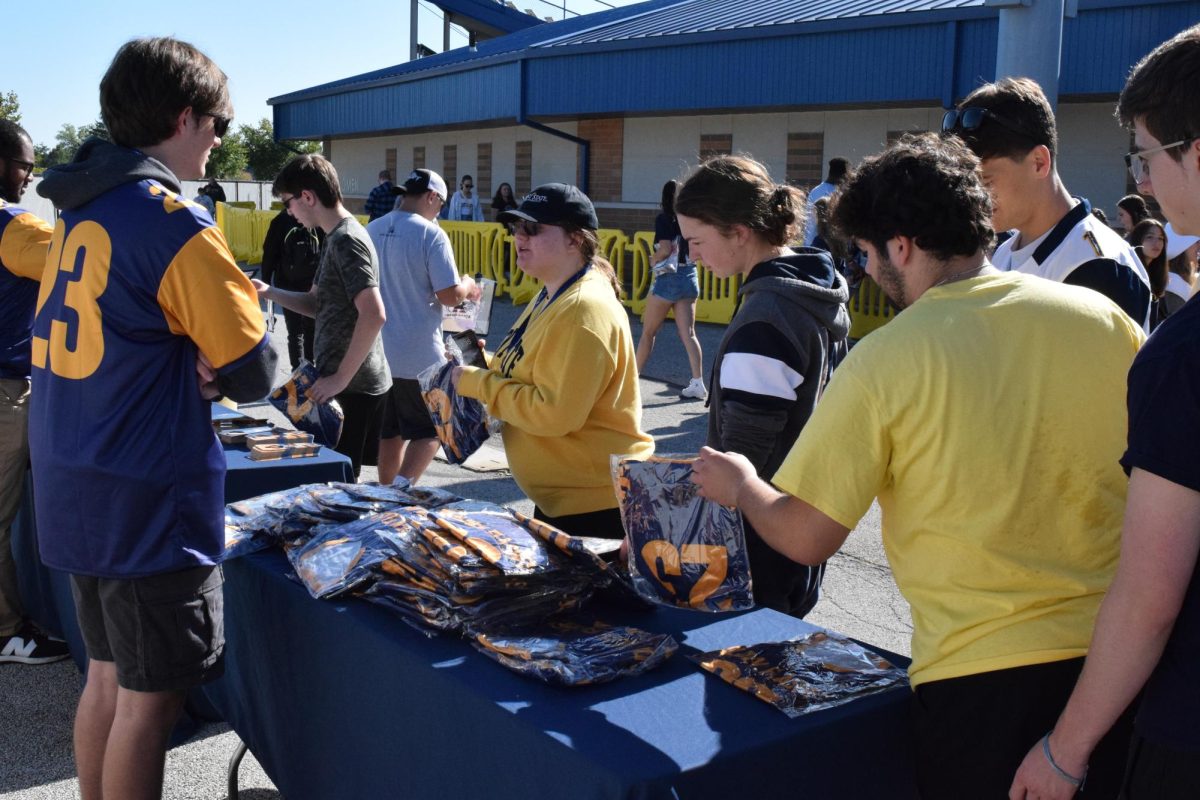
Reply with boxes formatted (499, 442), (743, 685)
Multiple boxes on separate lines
(270, 0), (1199, 232)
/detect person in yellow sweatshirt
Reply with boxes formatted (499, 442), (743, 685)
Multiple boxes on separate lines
(454, 184), (652, 538)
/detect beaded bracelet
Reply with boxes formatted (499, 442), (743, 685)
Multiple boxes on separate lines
(1041, 732), (1086, 789)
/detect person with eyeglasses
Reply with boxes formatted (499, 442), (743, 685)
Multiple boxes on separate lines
(0, 119), (71, 670)
(32, 37), (277, 799)
(1009, 24), (1200, 800)
(446, 173), (484, 222)
(453, 184), (653, 538)
(945, 77), (1152, 331)
(255, 154), (391, 478)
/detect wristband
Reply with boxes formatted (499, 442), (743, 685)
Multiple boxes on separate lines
(1041, 732), (1086, 789)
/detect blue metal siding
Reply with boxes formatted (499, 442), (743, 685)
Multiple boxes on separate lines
(1062, 2), (1200, 95)
(953, 17), (998, 99)
(275, 63), (522, 140)
(527, 23), (957, 115)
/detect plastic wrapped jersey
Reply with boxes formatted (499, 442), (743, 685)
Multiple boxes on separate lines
(417, 340), (489, 465)
(472, 618), (678, 686)
(692, 631), (908, 718)
(613, 454), (754, 612)
(268, 360), (345, 446)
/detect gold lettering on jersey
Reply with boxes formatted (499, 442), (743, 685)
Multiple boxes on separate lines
(32, 221), (111, 379)
(641, 540), (730, 606)
(148, 184), (200, 214)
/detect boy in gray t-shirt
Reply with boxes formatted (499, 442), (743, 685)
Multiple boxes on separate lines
(253, 155), (391, 476)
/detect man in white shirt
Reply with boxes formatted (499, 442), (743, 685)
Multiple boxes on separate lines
(803, 158), (848, 245)
(944, 77), (1151, 329)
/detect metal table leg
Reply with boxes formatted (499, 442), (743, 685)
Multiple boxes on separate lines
(227, 738), (249, 799)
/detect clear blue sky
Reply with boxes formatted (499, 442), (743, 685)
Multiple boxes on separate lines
(8, 0), (638, 148)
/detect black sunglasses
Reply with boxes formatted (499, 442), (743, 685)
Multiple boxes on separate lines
(942, 107), (1042, 144)
(508, 220), (550, 237)
(200, 112), (232, 138)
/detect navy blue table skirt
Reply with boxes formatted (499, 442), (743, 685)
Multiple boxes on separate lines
(203, 549), (917, 800)
(12, 404), (354, 670)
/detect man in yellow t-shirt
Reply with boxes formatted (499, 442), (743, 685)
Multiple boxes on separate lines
(693, 133), (1144, 800)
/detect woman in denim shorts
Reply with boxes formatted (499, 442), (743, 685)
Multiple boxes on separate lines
(635, 180), (706, 400)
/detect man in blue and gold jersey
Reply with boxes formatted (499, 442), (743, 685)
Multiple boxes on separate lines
(32, 38), (276, 800)
(0, 119), (70, 666)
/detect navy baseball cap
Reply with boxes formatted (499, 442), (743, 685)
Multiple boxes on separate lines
(498, 183), (599, 230)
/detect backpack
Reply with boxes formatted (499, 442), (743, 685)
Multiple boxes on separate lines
(278, 225), (322, 290)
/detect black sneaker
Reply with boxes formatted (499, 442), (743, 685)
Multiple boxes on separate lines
(0, 621), (71, 665)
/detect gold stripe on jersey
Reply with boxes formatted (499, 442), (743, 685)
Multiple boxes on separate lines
(157, 226), (266, 370)
(0, 210), (54, 281)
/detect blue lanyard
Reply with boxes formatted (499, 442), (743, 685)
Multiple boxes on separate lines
(495, 264), (591, 376)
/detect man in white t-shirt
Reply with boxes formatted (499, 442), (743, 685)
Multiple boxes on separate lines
(944, 77), (1151, 329)
(803, 158), (848, 245)
(367, 169), (479, 483)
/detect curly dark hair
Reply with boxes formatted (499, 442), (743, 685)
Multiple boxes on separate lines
(830, 133), (994, 261)
(675, 155), (804, 247)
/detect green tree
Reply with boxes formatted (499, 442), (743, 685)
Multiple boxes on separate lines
(39, 119), (108, 168)
(206, 127), (248, 178)
(0, 91), (20, 123)
(240, 118), (320, 181)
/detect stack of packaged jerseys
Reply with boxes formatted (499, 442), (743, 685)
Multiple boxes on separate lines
(268, 361), (345, 446)
(223, 485), (674, 685)
(691, 631), (908, 717)
(613, 454), (754, 613)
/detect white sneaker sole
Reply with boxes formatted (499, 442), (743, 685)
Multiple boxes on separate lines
(0, 653), (71, 665)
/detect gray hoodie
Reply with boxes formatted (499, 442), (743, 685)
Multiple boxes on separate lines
(38, 137), (179, 210)
(707, 248), (850, 616)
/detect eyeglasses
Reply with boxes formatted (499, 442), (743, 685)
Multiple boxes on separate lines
(508, 220), (554, 237)
(941, 107), (1043, 144)
(199, 112), (232, 138)
(280, 194), (299, 210)
(0, 155), (35, 174)
(1124, 137), (1195, 185)
(463, 183), (473, 189)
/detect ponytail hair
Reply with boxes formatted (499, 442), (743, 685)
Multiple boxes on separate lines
(675, 155), (805, 247)
(566, 225), (622, 299)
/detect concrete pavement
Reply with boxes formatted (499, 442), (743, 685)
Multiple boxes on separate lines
(0, 294), (909, 799)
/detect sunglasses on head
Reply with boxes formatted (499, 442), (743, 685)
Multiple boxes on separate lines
(941, 107), (1041, 143)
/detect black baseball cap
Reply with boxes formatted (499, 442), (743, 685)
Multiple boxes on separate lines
(391, 169), (448, 201)
(497, 183), (599, 230)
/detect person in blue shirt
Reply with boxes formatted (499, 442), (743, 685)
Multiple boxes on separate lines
(0, 119), (69, 667)
(32, 37), (276, 800)
(365, 169), (395, 221)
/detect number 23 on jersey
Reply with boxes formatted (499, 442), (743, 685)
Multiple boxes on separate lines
(33, 219), (112, 380)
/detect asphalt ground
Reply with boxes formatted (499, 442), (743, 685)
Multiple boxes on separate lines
(0, 295), (910, 799)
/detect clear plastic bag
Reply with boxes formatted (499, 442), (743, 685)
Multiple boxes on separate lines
(268, 361), (345, 446)
(691, 631), (908, 718)
(613, 454), (754, 612)
(472, 618), (678, 686)
(417, 340), (489, 465)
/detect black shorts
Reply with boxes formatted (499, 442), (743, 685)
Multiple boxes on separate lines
(71, 565), (225, 693)
(1122, 731), (1200, 799)
(381, 378), (437, 441)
